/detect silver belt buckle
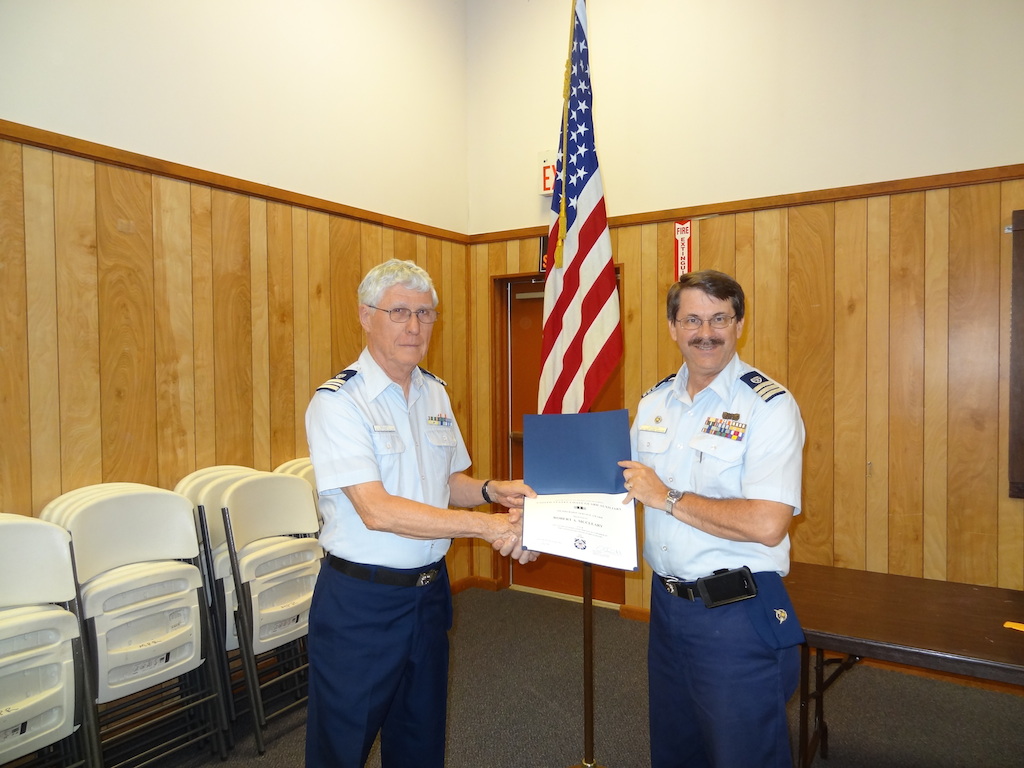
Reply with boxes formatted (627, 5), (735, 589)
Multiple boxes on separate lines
(417, 569), (439, 587)
(662, 577), (680, 596)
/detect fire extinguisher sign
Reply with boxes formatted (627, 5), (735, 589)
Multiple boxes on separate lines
(674, 220), (692, 280)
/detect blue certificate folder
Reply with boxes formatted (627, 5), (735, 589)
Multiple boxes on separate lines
(522, 409), (631, 494)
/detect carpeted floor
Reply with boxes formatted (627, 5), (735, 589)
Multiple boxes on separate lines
(160, 586), (1024, 768)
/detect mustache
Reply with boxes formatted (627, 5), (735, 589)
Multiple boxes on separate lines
(688, 336), (725, 348)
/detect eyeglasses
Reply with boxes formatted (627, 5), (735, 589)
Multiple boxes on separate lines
(674, 314), (736, 330)
(367, 305), (439, 324)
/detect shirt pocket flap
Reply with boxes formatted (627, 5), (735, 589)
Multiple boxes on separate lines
(688, 433), (745, 464)
(426, 427), (458, 448)
(371, 430), (405, 455)
(637, 430), (672, 455)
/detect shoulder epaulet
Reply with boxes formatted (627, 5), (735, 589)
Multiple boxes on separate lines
(419, 367), (448, 387)
(316, 369), (358, 393)
(642, 373), (676, 399)
(740, 370), (789, 402)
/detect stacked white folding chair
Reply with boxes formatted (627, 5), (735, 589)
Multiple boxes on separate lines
(174, 466), (265, 726)
(219, 472), (321, 754)
(0, 514), (98, 768)
(272, 457), (321, 524)
(38, 485), (226, 767)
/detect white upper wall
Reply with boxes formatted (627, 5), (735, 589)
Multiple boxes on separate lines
(2, 0), (1022, 236)
(0, 0), (469, 232)
(467, 0), (1024, 234)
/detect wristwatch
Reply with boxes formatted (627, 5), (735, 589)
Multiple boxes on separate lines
(665, 488), (684, 514)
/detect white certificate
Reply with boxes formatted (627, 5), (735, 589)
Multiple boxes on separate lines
(522, 492), (638, 571)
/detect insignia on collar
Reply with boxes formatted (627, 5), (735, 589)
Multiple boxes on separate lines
(419, 367), (448, 387)
(740, 371), (788, 402)
(316, 369), (358, 392)
(642, 373), (676, 399)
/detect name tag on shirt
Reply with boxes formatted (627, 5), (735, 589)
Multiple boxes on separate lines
(373, 424), (397, 432)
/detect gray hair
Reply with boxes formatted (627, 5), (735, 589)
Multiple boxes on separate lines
(357, 259), (438, 307)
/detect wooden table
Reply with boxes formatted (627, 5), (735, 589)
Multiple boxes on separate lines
(783, 562), (1024, 767)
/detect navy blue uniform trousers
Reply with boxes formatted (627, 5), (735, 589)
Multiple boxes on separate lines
(305, 560), (452, 768)
(648, 572), (801, 768)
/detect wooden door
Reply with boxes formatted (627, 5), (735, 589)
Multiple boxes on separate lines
(504, 276), (625, 603)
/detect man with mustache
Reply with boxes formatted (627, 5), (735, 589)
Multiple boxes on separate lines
(619, 270), (806, 768)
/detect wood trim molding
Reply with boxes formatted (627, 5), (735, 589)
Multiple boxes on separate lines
(6, 118), (1024, 245)
(0, 118), (467, 243)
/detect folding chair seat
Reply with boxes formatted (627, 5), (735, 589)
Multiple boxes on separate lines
(219, 472), (322, 753)
(37, 485), (227, 766)
(0, 513), (97, 767)
(76, 560), (203, 704)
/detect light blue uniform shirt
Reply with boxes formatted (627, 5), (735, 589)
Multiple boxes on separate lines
(305, 348), (472, 569)
(632, 353), (805, 581)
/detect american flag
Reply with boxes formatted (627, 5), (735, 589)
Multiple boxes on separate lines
(538, 0), (622, 415)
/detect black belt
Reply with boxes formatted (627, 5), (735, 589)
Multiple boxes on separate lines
(327, 555), (443, 587)
(658, 576), (702, 601)
(659, 566), (758, 608)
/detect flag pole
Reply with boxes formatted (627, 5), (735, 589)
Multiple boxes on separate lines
(562, 2), (605, 766)
(568, 561), (605, 768)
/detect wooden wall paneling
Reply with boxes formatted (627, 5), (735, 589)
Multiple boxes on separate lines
(655, 222), (678, 386)
(191, 185), (217, 468)
(152, 175), (196, 489)
(886, 193), (926, 577)
(0, 140), (31, 514)
(474, 243), (508, 579)
(637, 221), (662, 598)
(734, 212), (756, 363)
(10, 125), (1024, 593)
(444, 241), (473, 583)
(304, 210), (331, 453)
(697, 214), (737, 276)
(864, 195), (891, 572)
(519, 236), (541, 274)
(54, 153), (102, 490)
(619, 224), (651, 608)
(381, 226), (395, 263)
(640, 224), (659, 402)
(291, 206), (309, 459)
(250, 199), (271, 471)
(832, 199), (868, 569)
(787, 203), (835, 566)
(329, 216), (362, 372)
(922, 189), (950, 580)
(998, 179), (1024, 590)
(211, 190), (253, 467)
(424, 237), (444, 376)
(394, 229), (417, 264)
(267, 202), (295, 469)
(360, 221), (383, 279)
(947, 183), (1001, 586)
(616, 226), (643, 416)
(689, 215), (701, 271)
(23, 146), (61, 512)
(751, 210), (788, 382)
(96, 165), (158, 484)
